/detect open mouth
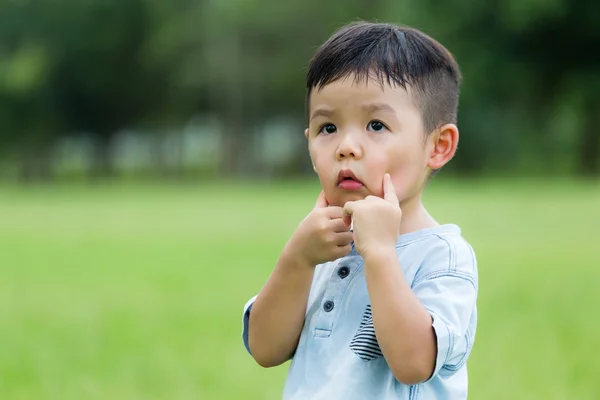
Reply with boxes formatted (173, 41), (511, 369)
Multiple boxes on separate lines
(337, 169), (364, 190)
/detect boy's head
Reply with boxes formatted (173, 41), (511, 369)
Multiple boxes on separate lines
(304, 21), (461, 207)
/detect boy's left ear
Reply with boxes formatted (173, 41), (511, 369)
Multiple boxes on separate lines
(428, 124), (459, 170)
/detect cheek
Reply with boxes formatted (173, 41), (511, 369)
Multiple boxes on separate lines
(309, 143), (329, 169)
(313, 158), (332, 182)
(311, 156), (338, 201)
(385, 147), (426, 196)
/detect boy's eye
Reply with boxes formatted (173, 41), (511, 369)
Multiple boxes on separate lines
(367, 121), (386, 132)
(320, 124), (337, 135)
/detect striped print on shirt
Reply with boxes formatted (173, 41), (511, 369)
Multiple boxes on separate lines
(350, 304), (383, 361)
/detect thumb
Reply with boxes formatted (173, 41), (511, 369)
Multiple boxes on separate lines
(314, 190), (329, 209)
(383, 173), (399, 204)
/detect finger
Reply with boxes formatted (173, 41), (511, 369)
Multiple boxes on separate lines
(314, 190), (329, 209)
(324, 206), (344, 220)
(328, 218), (351, 233)
(335, 244), (353, 258)
(383, 173), (399, 204)
(342, 202), (355, 227)
(334, 231), (354, 246)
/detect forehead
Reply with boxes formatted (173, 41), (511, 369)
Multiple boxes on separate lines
(308, 75), (418, 113)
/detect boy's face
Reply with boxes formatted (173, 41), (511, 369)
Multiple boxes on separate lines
(305, 76), (452, 207)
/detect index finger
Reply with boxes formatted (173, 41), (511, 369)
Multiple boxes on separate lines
(342, 201), (354, 227)
(383, 173), (398, 204)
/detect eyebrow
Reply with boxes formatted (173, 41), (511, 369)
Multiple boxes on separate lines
(309, 103), (396, 123)
(362, 103), (396, 114)
(309, 108), (335, 123)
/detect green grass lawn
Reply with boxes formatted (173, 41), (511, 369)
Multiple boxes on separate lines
(0, 178), (599, 399)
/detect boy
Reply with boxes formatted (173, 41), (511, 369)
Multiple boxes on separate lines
(242, 21), (478, 399)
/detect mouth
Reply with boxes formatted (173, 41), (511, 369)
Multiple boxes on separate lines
(337, 169), (364, 190)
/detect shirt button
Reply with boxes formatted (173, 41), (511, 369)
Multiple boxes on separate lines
(323, 300), (334, 312)
(338, 266), (350, 279)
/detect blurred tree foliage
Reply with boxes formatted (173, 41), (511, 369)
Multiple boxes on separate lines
(0, 0), (598, 180)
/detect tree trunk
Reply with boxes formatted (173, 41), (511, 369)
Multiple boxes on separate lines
(151, 130), (169, 177)
(217, 29), (246, 177)
(219, 119), (244, 176)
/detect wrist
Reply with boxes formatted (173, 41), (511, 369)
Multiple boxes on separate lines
(362, 244), (398, 267)
(280, 242), (315, 271)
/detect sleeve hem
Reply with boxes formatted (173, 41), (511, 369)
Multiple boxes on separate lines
(423, 309), (452, 383)
(242, 295), (258, 355)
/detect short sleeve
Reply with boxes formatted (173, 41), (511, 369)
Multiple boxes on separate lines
(411, 236), (478, 381)
(241, 295), (258, 355)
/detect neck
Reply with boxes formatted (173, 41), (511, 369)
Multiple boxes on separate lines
(398, 192), (438, 236)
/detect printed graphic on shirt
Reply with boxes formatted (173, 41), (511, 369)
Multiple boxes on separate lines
(350, 304), (383, 361)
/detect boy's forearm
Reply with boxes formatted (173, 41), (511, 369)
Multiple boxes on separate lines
(248, 246), (315, 368)
(364, 248), (436, 385)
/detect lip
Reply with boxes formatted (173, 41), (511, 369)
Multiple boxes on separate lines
(337, 169), (364, 189)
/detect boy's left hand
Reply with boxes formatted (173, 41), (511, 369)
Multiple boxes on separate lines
(343, 173), (402, 259)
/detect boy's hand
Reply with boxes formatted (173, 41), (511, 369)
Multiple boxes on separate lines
(286, 191), (354, 267)
(343, 174), (402, 259)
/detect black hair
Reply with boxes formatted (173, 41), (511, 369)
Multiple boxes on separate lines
(306, 21), (462, 134)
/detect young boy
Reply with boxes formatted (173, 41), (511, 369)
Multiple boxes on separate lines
(241, 21), (478, 400)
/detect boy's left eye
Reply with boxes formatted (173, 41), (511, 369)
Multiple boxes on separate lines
(367, 121), (387, 132)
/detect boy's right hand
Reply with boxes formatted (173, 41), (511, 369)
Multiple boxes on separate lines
(285, 191), (354, 267)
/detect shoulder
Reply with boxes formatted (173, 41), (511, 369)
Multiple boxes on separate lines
(396, 224), (478, 287)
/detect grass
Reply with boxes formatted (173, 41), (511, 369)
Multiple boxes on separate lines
(0, 178), (599, 399)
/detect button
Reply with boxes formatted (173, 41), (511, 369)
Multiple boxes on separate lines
(323, 300), (334, 312)
(338, 266), (350, 279)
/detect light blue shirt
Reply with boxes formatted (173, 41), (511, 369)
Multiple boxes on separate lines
(242, 224), (478, 400)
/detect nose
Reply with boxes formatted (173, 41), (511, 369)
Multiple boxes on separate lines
(336, 131), (363, 160)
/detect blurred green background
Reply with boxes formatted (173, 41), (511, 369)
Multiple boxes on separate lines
(1, 0), (599, 399)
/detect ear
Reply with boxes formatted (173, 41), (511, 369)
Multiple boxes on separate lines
(428, 123), (459, 170)
(304, 128), (309, 140)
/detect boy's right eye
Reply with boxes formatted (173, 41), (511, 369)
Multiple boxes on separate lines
(319, 123), (337, 135)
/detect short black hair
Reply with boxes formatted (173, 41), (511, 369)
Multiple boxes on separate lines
(306, 21), (462, 134)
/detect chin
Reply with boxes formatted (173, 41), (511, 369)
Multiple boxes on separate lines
(329, 191), (368, 206)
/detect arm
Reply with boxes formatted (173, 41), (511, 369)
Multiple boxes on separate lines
(364, 249), (436, 385)
(365, 246), (477, 385)
(343, 174), (477, 385)
(244, 191), (353, 367)
(247, 246), (315, 367)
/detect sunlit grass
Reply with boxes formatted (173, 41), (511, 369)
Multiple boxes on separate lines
(0, 178), (598, 399)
